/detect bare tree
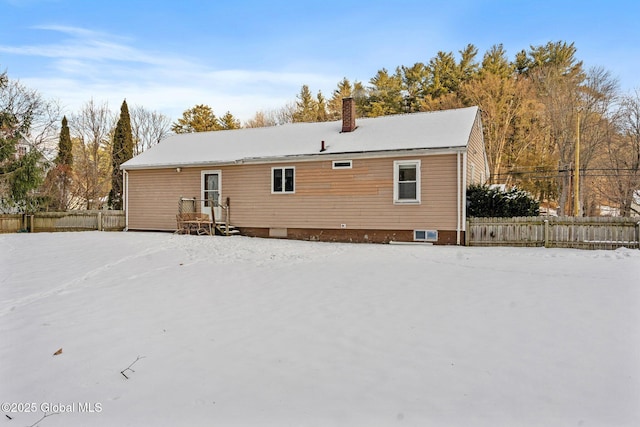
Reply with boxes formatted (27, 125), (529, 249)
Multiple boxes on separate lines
(244, 110), (277, 128)
(575, 67), (619, 215)
(68, 99), (114, 209)
(244, 102), (295, 128)
(524, 42), (585, 215)
(1, 72), (61, 211)
(273, 101), (295, 125)
(130, 105), (171, 155)
(0, 76), (61, 157)
(597, 90), (640, 216)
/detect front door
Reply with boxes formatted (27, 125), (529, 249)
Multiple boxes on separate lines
(202, 170), (222, 222)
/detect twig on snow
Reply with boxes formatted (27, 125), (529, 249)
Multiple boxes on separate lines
(27, 412), (60, 427)
(120, 355), (146, 379)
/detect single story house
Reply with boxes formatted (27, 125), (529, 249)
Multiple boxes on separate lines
(121, 99), (489, 244)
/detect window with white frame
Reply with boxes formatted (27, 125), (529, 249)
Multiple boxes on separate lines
(332, 160), (352, 169)
(393, 160), (421, 203)
(272, 166), (295, 193)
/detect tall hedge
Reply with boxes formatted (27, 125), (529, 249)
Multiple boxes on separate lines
(467, 184), (539, 217)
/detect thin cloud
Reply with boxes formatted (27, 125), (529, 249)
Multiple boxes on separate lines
(7, 25), (339, 122)
(0, 25), (182, 68)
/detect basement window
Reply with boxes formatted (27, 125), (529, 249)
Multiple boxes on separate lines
(332, 160), (353, 169)
(272, 167), (295, 193)
(414, 230), (438, 242)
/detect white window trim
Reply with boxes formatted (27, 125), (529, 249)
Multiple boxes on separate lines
(332, 160), (353, 169)
(414, 229), (438, 242)
(271, 166), (295, 194)
(393, 160), (421, 204)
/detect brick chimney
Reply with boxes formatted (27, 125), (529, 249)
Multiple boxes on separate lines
(342, 97), (356, 132)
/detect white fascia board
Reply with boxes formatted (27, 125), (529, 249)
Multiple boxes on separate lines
(121, 146), (467, 170)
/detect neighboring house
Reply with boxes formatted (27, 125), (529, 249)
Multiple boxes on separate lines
(121, 99), (489, 244)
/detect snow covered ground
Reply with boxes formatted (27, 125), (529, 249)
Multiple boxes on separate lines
(1, 231), (639, 427)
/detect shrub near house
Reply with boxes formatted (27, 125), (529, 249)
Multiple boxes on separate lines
(467, 184), (539, 217)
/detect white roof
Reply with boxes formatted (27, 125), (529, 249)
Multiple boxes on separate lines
(122, 106), (479, 169)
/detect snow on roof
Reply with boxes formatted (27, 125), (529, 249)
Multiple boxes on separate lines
(122, 106), (479, 169)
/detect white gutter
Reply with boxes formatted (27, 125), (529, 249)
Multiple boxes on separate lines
(121, 146), (468, 171)
(462, 151), (468, 242)
(123, 169), (129, 231)
(457, 151), (461, 245)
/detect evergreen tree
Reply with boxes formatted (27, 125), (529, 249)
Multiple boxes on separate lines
(457, 44), (480, 84)
(467, 184), (539, 217)
(316, 91), (328, 122)
(426, 51), (459, 98)
(108, 100), (133, 210)
(365, 68), (404, 117)
(44, 116), (73, 210)
(480, 44), (513, 78)
(352, 81), (368, 117)
(401, 62), (428, 112)
(424, 46), (479, 102)
(172, 104), (220, 133)
(218, 111), (241, 130)
(292, 85), (318, 123)
(56, 116), (73, 167)
(328, 78), (353, 121)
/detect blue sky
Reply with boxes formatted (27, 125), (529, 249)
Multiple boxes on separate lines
(1, 0), (639, 123)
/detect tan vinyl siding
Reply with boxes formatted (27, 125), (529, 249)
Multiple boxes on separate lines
(466, 112), (488, 185)
(127, 168), (200, 230)
(224, 154), (458, 231)
(126, 153), (460, 232)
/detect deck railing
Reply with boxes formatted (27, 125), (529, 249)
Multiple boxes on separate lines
(178, 197), (232, 235)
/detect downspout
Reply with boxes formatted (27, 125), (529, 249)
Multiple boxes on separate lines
(462, 151), (468, 244)
(123, 169), (129, 231)
(456, 151), (461, 245)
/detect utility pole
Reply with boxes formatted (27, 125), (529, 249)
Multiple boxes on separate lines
(573, 113), (580, 217)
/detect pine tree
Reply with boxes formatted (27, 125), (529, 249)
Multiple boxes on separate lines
(171, 104), (220, 133)
(316, 91), (328, 122)
(366, 68), (404, 117)
(292, 85), (318, 123)
(109, 100), (133, 210)
(480, 44), (512, 78)
(328, 78), (353, 121)
(401, 63), (428, 113)
(218, 111), (241, 130)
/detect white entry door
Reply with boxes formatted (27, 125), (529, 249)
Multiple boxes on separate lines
(202, 170), (222, 222)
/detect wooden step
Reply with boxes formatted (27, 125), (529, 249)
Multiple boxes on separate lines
(215, 223), (240, 236)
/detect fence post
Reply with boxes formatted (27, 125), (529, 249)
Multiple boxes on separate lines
(465, 219), (470, 246)
(544, 219), (549, 248)
(97, 211), (102, 231)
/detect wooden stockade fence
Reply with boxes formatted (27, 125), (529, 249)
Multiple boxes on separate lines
(466, 216), (640, 250)
(0, 211), (125, 233)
